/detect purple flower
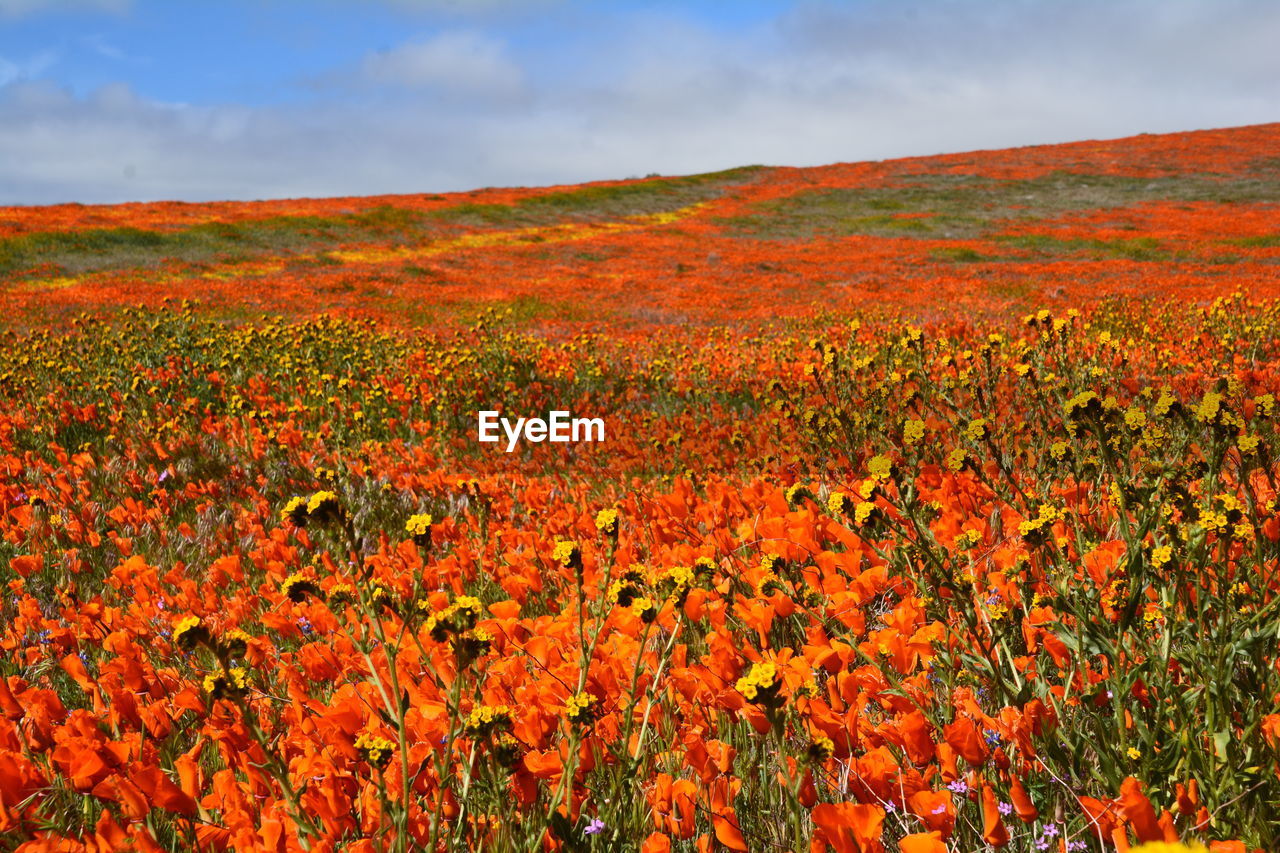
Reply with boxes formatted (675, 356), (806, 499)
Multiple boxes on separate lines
(584, 818), (604, 836)
(946, 779), (969, 795)
(998, 800), (1013, 816)
(1043, 823), (1060, 838)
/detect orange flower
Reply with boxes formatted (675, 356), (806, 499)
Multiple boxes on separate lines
(899, 833), (947, 853)
(981, 783), (1010, 847)
(811, 802), (886, 853)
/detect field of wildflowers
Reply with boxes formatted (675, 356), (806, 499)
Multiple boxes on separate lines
(1, 124), (1279, 852)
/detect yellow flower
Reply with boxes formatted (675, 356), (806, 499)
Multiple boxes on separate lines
(564, 692), (598, 724)
(785, 483), (814, 506)
(203, 666), (248, 700)
(305, 490), (343, 524)
(218, 628), (252, 659)
(853, 500), (880, 528)
(551, 540), (582, 570)
(280, 572), (320, 603)
(629, 596), (658, 623)
(807, 736), (834, 762)
(354, 732), (396, 768)
(1193, 392), (1223, 424)
(405, 513), (432, 538)
(595, 508), (619, 536)
(902, 419), (925, 445)
(450, 628), (493, 665)
(866, 454), (895, 481)
(173, 615), (211, 650)
(327, 582), (356, 605)
(735, 661), (780, 704)
(1124, 407), (1147, 431)
(464, 704), (513, 737)
(281, 495), (308, 525)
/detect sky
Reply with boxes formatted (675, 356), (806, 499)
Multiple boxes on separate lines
(0, 0), (1277, 205)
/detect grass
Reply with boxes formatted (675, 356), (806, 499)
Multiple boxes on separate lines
(930, 246), (999, 263)
(0, 205), (441, 279)
(430, 166), (766, 227)
(718, 170), (1280, 241)
(1226, 234), (1280, 248)
(996, 234), (1170, 261)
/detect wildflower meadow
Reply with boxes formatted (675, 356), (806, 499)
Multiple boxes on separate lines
(1, 124), (1279, 852)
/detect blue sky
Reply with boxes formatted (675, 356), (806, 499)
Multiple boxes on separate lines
(1, 0), (1277, 205)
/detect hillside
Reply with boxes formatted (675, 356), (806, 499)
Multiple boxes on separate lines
(2, 122), (1278, 329)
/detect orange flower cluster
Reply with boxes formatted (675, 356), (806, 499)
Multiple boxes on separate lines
(0, 125), (1278, 852)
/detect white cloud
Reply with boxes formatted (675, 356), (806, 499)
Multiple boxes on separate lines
(358, 30), (526, 99)
(2, 0), (1278, 205)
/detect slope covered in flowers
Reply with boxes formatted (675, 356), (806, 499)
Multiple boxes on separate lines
(1, 124), (1279, 853)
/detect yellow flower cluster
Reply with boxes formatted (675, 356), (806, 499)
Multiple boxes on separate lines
(280, 572), (320, 603)
(405, 513), (433, 537)
(203, 666), (248, 700)
(735, 661), (779, 702)
(595, 508), (619, 536)
(785, 483), (814, 506)
(464, 704), (513, 736)
(220, 628), (252, 659)
(629, 596), (658, 623)
(827, 491), (852, 516)
(173, 615), (211, 650)
(281, 495), (308, 525)
(807, 735), (834, 762)
(282, 490), (344, 526)
(1149, 546), (1173, 569)
(1019, 504), (1062, 547)
(424, 594), (484, 641)
(355, 732), (395, 768)
(564, 691), (598, 724)
(866, 454), (896, 481)
(551, 540), (582, 570)
(902, 419), (925, 445)
(328, 582), (355, 605)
